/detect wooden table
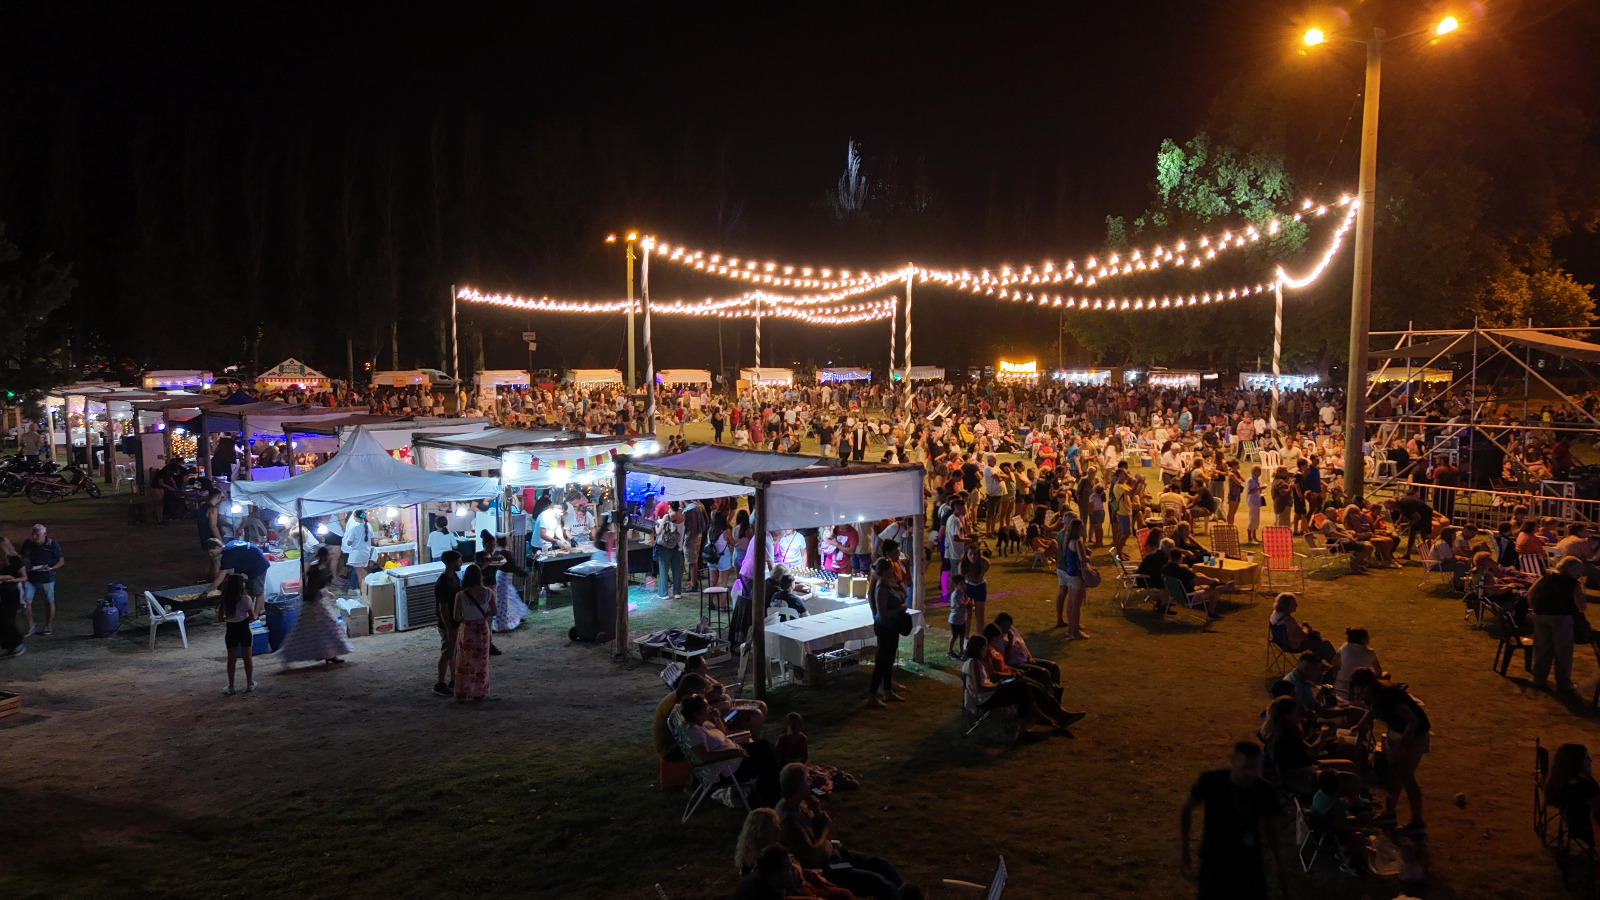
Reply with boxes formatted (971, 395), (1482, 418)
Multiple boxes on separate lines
(1193, 557), (1260, 603)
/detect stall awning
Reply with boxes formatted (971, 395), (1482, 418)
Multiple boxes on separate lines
(739, 367), (794, 385)
(657, 368), (712, 385)
(894, 366), (944, 381)
(282, 416), (490, 453)
(413, 427), (595, 473)
(568, 368), (623, 385)
(414, 427), (644, 487)
(232, 426), (500, 518)
(1489, 329), (1600, 364)
(626, 446), (925, 531)
(474, 370), (531, 387)
(204, 403), (365, 443)
(257, 358), (330, 388)
(818, 367), (871, 382)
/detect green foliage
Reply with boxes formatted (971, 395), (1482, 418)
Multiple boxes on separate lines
(0, 224), (77, 399)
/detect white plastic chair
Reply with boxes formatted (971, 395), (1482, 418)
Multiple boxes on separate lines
(143, 590), (189, 650)
(113, 463), (136, 494)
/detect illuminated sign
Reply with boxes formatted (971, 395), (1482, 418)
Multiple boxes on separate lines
(997, 360), (1037, 375)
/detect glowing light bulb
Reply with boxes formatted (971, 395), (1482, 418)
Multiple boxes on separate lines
(316, 524), (328, 536)
(1304, 28), (1325, 46)
(276, 515), (290, 526)
(1436, 16), (1457, 36)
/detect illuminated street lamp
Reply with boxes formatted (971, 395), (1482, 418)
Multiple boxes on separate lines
(605, 231), (641, 389)
(1301, 14), (1460, 500)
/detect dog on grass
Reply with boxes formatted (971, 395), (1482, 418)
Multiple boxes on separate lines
(995, 524), (1021, 555)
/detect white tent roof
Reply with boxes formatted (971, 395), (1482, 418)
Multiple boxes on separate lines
(657, 368), (711, 385)
(569, 368), (623, 385)
(281, 416), (490, 453)
(818, 367), (871, 382)
(232, 426), (500, 518)
(257, 358), (329, 386)
(896, 366), (944, 381)
(412, 428), (646, 487)
(626, 446), (924, 531)
(474, 369), (531, 387)
(740, 367), (794, 384)
(204, 402), (363, 443)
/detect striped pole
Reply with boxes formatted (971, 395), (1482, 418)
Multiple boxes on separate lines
(754, 294), (762, 387)
(1271, 279), (1283, 431)
(642, 242), (655, 432)
(450, 282), (459, 404)
(902, 268), (913, 401)
(889, 294), (896, 384)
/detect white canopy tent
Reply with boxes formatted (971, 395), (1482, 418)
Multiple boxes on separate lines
(474, 369), (531, 387)
(256, 358), (330, 390)
(282, 415), (489, 457)
(656, 368), (712, 385)
(141, 370), (213, 390)
(894, 366), (944, 381)
(202, 402), (365, 479)
(234, 426), (501, 519)
(618, 446), (928, 698)
(568, 368), (624, 385)
(817, 367), (871, 383)
(412, 428), (652, 489)
(740, 367), (794, 386)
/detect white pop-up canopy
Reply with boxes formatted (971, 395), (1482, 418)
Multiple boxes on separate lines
(817, 367), (871, 383)
(657, 368), (711, 385)
(617, 446), (928, 698)
(281, 415), (490, 455)
(412, 428), (651, 488)
(569, 368), (624, 385)
(233, 426), (500, 519)
(894, 366), (944, 381)
(740, 367), (794, 385)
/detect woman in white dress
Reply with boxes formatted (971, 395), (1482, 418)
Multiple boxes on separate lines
(278, 547), (356, 667)
(340, 510), (374, 592)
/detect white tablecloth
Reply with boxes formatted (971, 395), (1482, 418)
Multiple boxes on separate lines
(764, 606), (925, 664)
(264, 558), (302, 595)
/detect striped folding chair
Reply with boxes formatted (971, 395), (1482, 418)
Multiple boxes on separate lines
(1261, 526), (1305, 592)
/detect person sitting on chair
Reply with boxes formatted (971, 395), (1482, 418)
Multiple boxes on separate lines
(984, 621), (1057, 695)
(962, 636), (1085, 741)
(683, 654), (767, 735)
(681, 693), (780, 808)
(1161, 543), (1224, 620)
(1268, 593), (1336, 662)
(765, 567), (807, 616)
(1318, 514), (1374, 571)
(652, 672), (707, 761)
(1171, 522), (1207, 561)
(992, 611), (1062, 689)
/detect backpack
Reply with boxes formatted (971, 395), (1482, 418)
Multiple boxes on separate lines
(657, 517), (681, 550)
(701, 527), (723, 565)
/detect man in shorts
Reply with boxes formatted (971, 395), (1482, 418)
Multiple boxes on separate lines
(433, 550), (463, 696)
(19, 523), (64, 636)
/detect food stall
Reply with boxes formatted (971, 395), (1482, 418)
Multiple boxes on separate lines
(256, 358), (331, 392)
(1239, 372), (1320, 391)
(1053, 368), (1112, 385)
(656, 369), (712, 386)
(141, 370), (214, 391)
(473, 369), (531, 408)
(198, 401), (364, 482)
(817, 367), (871, 383)
(567, 369), (624, 386)
(232, 426), (501, 634)
(892, 366), (944, 382)
(738, 368), (795, 390)
(621, 446), (928, 697)
(281, 415), (490, 472)
(995, 359), (1039, 383)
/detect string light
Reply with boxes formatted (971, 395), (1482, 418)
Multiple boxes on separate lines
(643, 193), (1350, 294)
(1276, 200), (1358, 289)
(456, 286), (896, 325)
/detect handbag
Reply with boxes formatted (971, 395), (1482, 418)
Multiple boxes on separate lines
(1080, 560), (1102, 589)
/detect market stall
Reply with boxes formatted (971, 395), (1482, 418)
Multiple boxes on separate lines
(567, 368), (624, 386)
(232, 426), (501, 633)
(281, 415), (490, 470)
(1143, 369), (1203, 389)
(620, 445), (927, 698)
(739, 367), (794, 387)
(656, 368), (712, 386)
(817, 367), (871, 383)
(892, 365), (944, 382)
(141, 370), (214, 391)
(200, 401), (364, 481)
(256, 358), (331, 392)
(995, 359), (1039, 383)
(1053, 369), (1112, 385)
(1239, 372), (1320, 390)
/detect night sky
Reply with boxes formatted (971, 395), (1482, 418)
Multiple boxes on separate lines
(1, 1), (1595, 377)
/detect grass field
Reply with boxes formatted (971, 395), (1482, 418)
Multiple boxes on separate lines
(1, 430), (1596, 899)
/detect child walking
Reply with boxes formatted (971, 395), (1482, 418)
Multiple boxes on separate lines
(946, 573), (972, 659)
(1088, 485), (1106, 547)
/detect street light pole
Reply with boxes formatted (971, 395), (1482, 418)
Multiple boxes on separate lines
(626, 239), (637, 391)
(1342, 28), (1383, 501)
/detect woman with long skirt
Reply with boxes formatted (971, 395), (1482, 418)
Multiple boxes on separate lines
(278, 546), (356, 668)
(453, 565), (497, 702)
(486, 535), (530, 631)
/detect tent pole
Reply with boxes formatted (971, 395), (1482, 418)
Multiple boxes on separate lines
(910, 508), (926, 664)
(752, 485), (768, 700)
(1524, 317), (1532, 425)
(613, 454), (631, 659)
(1469, 320), (1478, 483)
(296, 498), (307, 602)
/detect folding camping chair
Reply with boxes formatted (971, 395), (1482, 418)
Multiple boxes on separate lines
(1267, 623), (1298, 675)
(1519, 553), (1548, 578)
(1165, 575), (1211, 623)
(943, 855), (1007, 899)
(1261, 526), (1305, 591)
(668, 708), (754, 823)
(1112, 552), (1158, 609)
(1208, 524), (1242, 560)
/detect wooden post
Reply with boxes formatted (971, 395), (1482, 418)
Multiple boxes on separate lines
(752, 485), (768, 700)
(910, 509), (926, 663)
(613, 454), (631, 658)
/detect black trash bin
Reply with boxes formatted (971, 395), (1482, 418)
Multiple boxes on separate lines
(568, 560), (618, 642)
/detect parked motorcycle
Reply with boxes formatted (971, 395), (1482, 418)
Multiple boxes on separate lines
(0, 456), (60, 498)
(24, 466), (100, 504)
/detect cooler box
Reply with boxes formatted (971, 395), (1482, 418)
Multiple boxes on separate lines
(567, 561), (618, 642)
(232, 620), (270, 658)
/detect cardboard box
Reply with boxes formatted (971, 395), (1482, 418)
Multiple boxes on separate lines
(372, 615), (396, 635)
(362, 579), (396, 619)
(335, 597), (370, 638)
